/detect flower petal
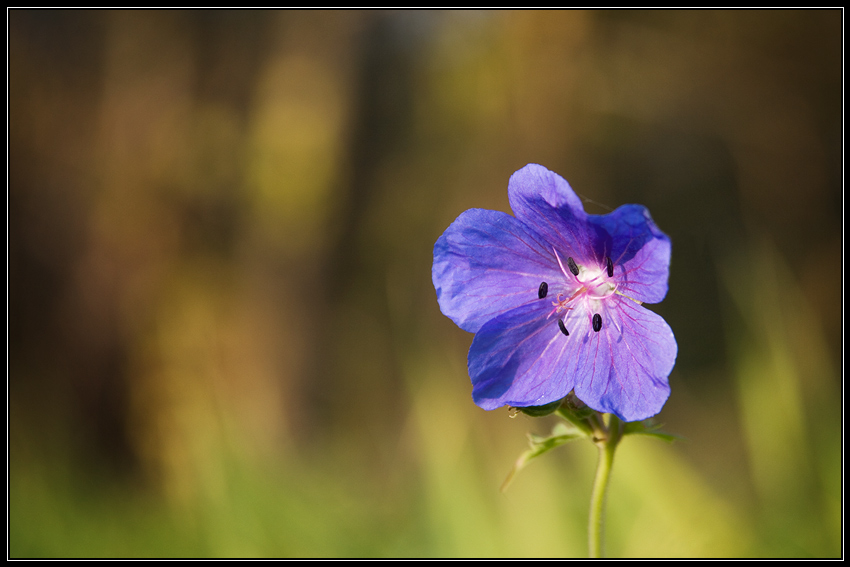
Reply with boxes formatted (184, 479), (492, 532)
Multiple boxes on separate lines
(468, 300), (580, 410)
(572, 296), (676, 421)
(590, 204), (672, 304)
(432, 208), (561, 333)
(507, 164), (597, 261)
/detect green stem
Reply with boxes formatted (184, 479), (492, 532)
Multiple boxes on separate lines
(588, 414), (622, 558)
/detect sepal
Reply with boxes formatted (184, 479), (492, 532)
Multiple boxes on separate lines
(554, 393), (596, 436)
(517, 398), (564, 417)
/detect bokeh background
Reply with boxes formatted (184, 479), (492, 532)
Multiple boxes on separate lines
(9, 10), (842, 558)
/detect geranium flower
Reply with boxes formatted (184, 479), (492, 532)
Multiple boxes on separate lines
(432, 164), (676, 422)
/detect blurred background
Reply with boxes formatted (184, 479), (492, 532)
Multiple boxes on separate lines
(9, 10), (841, 557)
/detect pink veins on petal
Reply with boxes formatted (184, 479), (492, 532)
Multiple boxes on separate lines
(432, 163), (677, 422)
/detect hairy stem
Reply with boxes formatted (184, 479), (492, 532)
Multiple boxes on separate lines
(588, 414), (622, 558)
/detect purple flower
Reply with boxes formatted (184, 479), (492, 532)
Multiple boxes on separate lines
(432, 164), (677, 422)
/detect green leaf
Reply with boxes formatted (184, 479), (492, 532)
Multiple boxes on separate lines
(622, 420), (682, 443)
(501, 422), (588, 492)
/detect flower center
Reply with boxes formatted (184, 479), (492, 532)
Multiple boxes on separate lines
(579, 267), (616, 300)
(549, 251), (619, 323)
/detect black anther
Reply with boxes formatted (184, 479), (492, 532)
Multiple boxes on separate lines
(538, 281), (548, 299)
(592, 313), (602, 332)
(567, 257), (579, 276)
(558, 319), (570, 336)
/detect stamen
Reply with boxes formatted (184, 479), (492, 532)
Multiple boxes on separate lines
(592, 313), (602, 332)
(553, 248), (572, 280)
(558, 319), (570, 336)
(538, 281), (548, 299)
(615, 290), (642, 305)
(567, 257), (579, 276)
(606, 256), (614, 277)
